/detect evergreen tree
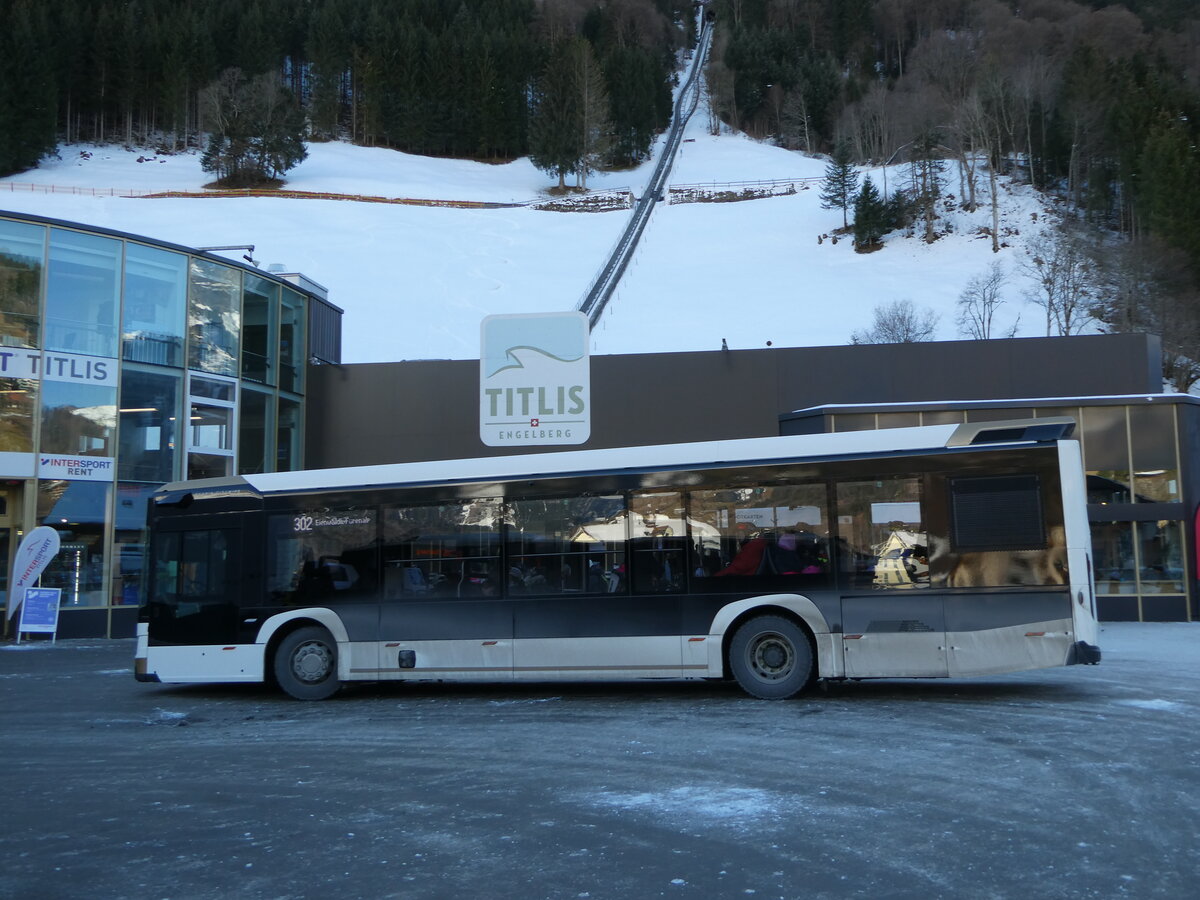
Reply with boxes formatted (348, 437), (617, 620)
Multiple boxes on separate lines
(0, 0), (56, 175)
(199, 68), (307, 187)
(820, 143), (859, 228)
(529, 36), (612, 189)
(853, 177), (887, 251)
(572, 38), (610, 189)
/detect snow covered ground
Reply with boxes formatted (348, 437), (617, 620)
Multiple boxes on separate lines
(1, 105), (1062, 363)
(1, 622), (1197, 899)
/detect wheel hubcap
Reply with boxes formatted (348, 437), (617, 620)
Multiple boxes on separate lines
(292, 641), (333, 683)
(749, 633), (793, 681)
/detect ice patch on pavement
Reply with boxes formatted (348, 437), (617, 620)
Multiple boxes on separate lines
(145, 709), (191, 726)
(488, 697), (562, 706)
(1112, 699), (1183, 712)
(581, 786), (784, 831)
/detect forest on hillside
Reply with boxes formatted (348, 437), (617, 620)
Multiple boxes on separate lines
(0, 0), (689, 174)
(1, 0), (1199, 382)
(703, 0), (1200, 387)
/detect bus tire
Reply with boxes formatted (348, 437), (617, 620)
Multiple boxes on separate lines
(274, 626), (341, 700)
(728, 615), (813, 700)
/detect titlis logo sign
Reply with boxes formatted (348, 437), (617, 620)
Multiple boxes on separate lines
(480, 312), (590, 447)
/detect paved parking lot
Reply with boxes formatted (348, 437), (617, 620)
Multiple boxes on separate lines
(1, 623), (1197, 900)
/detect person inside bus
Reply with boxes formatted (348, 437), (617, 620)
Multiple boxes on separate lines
(586, 557), (607, 593)
(714, 534), (769, 576)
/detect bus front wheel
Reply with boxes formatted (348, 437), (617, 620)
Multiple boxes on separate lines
(274, 626), (341, 700)
(729, 615), (813, 700)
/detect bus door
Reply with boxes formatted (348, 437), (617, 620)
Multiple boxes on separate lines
(835, 477), (948, 677)
(147, 516), (244, 646)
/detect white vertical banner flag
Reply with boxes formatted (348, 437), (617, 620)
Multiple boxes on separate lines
(6, 526), (61, 621)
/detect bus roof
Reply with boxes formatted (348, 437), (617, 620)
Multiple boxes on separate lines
(160, 418), (1072, 499)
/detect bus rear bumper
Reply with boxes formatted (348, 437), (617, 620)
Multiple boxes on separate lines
(1067, 640), (1102, 665)
(134, 654), (160, 682)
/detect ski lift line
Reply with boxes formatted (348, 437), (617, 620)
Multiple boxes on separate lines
(578, 21), (712, 328)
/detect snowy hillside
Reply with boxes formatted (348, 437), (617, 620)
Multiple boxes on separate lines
(0, 109), (1063, 363)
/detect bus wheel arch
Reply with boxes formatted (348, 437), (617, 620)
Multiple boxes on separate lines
(724, 609), (816, 700)
(270, 623), (342, 700)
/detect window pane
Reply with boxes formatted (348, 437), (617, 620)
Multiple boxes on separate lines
(0, 217), (44, 349)
(833, 413), (875, 432)
(628, 492), (683, 593)
(1082, 406), (1129, 503)
(187, 259), (240, 375)
(921, 410), (965, 425)
(966, 407), (1032, 422)
(1091, 521), (1136, 594)
(41, 380), (116, 455)
(836, 478), (925, 589)
(0, 375), (37, 452)
(691, 483), (832, 591)
(46, 229), (121, 356)
(876, 412), (920, 429)
(187, 451), (232, 480)
(242, 275), (278, 384)
(238, 387), (272, 475)
(1129, 406), (1179, 502)
(113, 482), (156, 606)
(508, 495), (625, 594)
(123, 243), (186, 367)
(268, 508), (378, 605)
(118, 368), (180, 482)
(279, 288), (305, 393)
(190, 375), (236, 403)
(383, 501), (502, 598)
(37, 479), (111, 607)
(1137, 520), (1184, 594)
(189, 402), (233, 451)
(276, 396), (301, 471)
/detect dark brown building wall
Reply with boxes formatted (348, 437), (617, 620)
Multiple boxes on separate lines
(305, 333), (1163, 468)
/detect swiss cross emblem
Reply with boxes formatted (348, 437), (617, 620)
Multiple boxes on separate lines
(530, 418), (540, 427)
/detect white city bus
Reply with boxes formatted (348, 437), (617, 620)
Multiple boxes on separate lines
(135, 419), (1100, 700)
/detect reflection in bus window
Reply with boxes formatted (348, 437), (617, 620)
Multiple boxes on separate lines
(508, 495), (624, 595)
(268, 508), (378, 604)
(931, 473), (1067, 588)
(836, 478), (927, 590)
(383, 500), (503, 599)
(690, 483), (831, 591)
(628, 492), (687, 593)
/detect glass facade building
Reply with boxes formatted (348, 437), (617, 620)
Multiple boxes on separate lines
(783, 397), (1199, 623)
(0, 211), (339, 638)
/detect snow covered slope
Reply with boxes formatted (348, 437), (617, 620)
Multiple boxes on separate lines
(0, 111), (1062, 363)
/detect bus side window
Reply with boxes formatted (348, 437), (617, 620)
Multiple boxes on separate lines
(508, 495), (625, 595)
(628, 492), (686, 594)
(383, 500), (504, 600)
(267, 509), (378, 605)
(834, 478), (927, 590)
(688, 483), (832, 591)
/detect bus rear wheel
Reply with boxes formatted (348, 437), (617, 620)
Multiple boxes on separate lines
(274, 626), (341, 700)
(729, 615), (813, 700)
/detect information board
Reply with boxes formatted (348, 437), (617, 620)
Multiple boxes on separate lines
(18, 587), (61, 638)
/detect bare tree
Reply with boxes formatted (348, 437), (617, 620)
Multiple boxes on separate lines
(1091, 236), (1200, 392)
(1022, 225), (1096, 336)
(957, 262), (1016, 339)
(851, 299), (940, 344)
